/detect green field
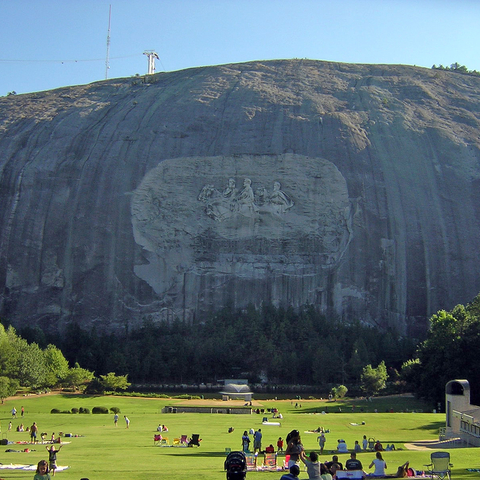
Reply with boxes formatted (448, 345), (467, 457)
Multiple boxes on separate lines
(0, 394), (478, 480)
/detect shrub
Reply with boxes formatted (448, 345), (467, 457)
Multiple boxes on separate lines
(50, 408), (61, 414)
(71, 408), (79, 414)
(79, 407), (90, 414)
(110, 407), (121, 414)
(92, 406), (109, 414)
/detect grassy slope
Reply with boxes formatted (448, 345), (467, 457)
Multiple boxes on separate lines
(0, 394), (478, 480)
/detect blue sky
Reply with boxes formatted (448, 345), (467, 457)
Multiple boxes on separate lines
(1, 0), (479, 96)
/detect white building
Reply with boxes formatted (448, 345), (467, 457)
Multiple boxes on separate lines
(445, 379), (480, 446)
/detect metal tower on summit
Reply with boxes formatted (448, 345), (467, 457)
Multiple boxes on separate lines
(143, 51), (159, 74)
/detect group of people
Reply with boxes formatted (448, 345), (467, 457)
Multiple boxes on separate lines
(32, 444), (64, 479)
(11, 406), (25, 418)
(112, 414), (131, 428)
(241, 428), (263, 453)
(329, 436), (395, 455)
(279, 429), (407, 480)
(281, 451), (391, 480)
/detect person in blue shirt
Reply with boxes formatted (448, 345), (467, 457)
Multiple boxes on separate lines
(280, 464), (300, 480)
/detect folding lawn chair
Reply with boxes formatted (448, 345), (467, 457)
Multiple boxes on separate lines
(368, 437), (376, 451)
(262, 452), (277, 471)
(425, 451), (453, 480)
(180, 435), (188, 445)
(173, 438), (180, 446)
(160, 437), (169, 446)
(245, 452), (257, 471)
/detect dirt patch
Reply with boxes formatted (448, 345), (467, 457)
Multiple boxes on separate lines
(175, 398), (263, 407)
(405, 438), (466, 450)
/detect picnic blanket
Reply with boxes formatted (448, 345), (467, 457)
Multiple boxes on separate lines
(0, 464), (69, 471)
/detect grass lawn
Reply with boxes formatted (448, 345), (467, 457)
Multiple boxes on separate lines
(0, 393), (478, 480)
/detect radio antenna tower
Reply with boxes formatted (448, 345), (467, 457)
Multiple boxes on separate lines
(143, 50), (159, 75)
(105, 4), (112, 79)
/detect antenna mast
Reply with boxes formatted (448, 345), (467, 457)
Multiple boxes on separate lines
(143, 50), (159, 75)
(105, 4), (112, 79)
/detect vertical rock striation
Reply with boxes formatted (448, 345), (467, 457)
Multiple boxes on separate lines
(0, 59), (479, 336)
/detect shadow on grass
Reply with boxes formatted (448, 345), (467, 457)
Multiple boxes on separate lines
(160, 450), (234, 458)
(408, 421), (444, 431)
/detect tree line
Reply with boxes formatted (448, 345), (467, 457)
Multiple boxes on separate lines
(3, 294), (480, 406)
(431, 63), (480, 76)
(402, 293), (480, 406)
(7, 304), (415, 390)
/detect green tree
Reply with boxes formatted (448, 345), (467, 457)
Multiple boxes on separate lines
(400, 358), (421, 385)
(0, 376), (19, 403)
(64, 363), (94, 391)
(361, 361), (388, 395)
(331, 384), (348, 399)
(44, 344), (70, 387)
(410, 295), (480, 405)
(17, 341), (46, 388)
(99, 372), (131, 391)
(348, 338), (371, 383)
(0, 324), (21, 377)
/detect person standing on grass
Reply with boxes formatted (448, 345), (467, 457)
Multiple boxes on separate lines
(30, 422), (38, 443)
(242, 430), (251, 452)
(113, 413), (119, 427)
(285, 430), (304, 469)
(46, 444), (63, 476)
(124, 416), (130, 428)
(253, 428), (262, 453)
(318, 432), (326, 454)
(277, 437), (284, 453)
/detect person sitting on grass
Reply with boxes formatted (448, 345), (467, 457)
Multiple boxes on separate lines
(374, 440), (383, 452)
(321, 463), (333, 480)
(346, 452), (363, 471)
(280, 464), (300, 480)
(337, 439), (348, 453)
(396, 462), (416, 478)
(326, 455), (343, 474)
(369, 451), (387, 477)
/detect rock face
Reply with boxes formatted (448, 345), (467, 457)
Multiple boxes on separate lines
(0, 59), (479, 336)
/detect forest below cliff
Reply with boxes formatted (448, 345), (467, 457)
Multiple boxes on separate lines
(4, 304), (417, 389)
(3, 292), (480, 406)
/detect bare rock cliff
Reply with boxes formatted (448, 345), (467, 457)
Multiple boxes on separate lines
(1, 59), (479, 336)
